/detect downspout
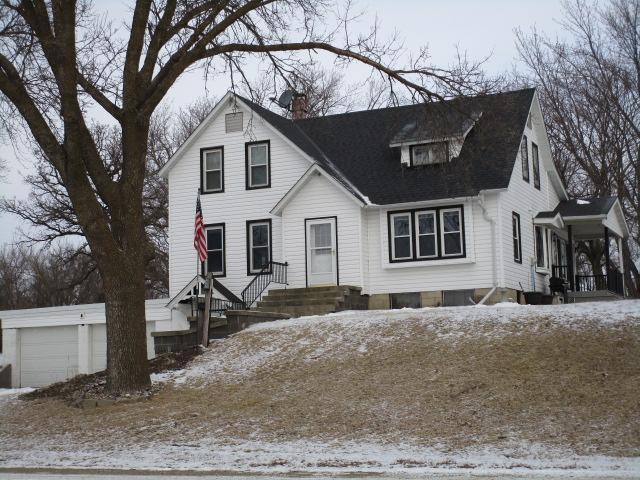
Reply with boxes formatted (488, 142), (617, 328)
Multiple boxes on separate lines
(477, 192), (498, 304)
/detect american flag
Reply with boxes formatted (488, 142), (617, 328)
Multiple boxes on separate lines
(194, 193), (207, 262)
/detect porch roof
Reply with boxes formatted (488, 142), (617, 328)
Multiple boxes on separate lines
(535, 197), (629, 239)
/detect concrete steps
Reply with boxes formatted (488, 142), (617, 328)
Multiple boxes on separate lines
(254, 285), (367, 318)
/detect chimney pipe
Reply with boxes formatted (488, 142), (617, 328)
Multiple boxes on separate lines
(291, 93), (308, 120)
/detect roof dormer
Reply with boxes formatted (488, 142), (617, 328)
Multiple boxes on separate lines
(390, 110), (482, 167)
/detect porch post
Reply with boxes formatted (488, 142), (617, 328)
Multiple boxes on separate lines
(604, 226), (611, 290)
(567, 225), (575, 290)
(617, 235), (626, 295)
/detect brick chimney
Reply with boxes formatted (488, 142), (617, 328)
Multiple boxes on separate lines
(291, 93), (308, 120)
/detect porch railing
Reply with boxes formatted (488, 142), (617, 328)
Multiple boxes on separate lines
(552, 265), (568, 280)
(241, 260), (288, 308)
(574, 269), (624, 296)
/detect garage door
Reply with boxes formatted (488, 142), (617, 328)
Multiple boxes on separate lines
(20, 326), (78, 387)
(91, 324), (107, 372)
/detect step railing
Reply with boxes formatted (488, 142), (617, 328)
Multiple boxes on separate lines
(241, 260), (288, 308)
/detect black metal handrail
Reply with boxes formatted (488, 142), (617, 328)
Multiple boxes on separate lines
(210, 297), (246, 317)
(241, 260), (288, 308)
(552, 264), (568, 280)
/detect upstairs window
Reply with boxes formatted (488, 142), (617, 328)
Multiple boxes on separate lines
(521, 135), (530, 182)
(410, 142), (448, 166)
(390, 212), (413, 260)
(225, 112), (243, 133)
(512, 212), (522, 263)
(201, 147), (224, 193)
(206, 224), (225, 276)
(246, 141), (270, 189)
(532, 142), (540, 190)
(247, 220), (272, 274)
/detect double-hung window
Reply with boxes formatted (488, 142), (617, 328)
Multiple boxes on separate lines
(247, 220), (272, 274)
(535, 225), (549, 270)
(388, 206), (465, 262)
(441, 208), (463, 256)
(246, 141), (270, 189)
(532, 142), (540, 190)
(521, 135), (529, 182)
(415, 211), (437, 258)
(206, 224), (225, 276)
(201, 147), (223, 193)
(512, 212), (522, 263)
(390, 212), (413, 260)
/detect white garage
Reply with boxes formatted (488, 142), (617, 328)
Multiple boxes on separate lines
(1, 298), (173, 388)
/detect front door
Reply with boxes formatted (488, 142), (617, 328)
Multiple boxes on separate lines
(306, 217), (338, 286)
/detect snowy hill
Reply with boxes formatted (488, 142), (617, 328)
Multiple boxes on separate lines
(1, 300), (639, 476)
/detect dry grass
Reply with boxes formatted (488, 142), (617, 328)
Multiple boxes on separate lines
(1, 303), (639, 460)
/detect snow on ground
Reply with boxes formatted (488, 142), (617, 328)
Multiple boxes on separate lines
(0, 388), (34, 397)
(172, 299), (640, 386)
(0, 300), (638, 476)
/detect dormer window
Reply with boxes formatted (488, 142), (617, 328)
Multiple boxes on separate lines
(410, 142), (448, 166)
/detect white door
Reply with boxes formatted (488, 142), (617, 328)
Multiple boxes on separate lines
(20, 326), (78, 387)
(306, 218), (338, 286)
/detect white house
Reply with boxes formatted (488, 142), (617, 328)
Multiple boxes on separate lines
(159, 88), (629, 309)
(1, 87), (631, 388)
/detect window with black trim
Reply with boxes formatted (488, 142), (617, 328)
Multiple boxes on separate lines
(201, 147), (223, 193)
(521, 135), (529, 182)
(246, 141), (270, 189)
(247, 219), (272, 274)
(205, 224), (225, 276)
(388, 206), (465, 262)
(410, 142), (448, 166)
(390, 212), (413, 260)
(532, 141), (540, 189)
(512, 212), (522, 263)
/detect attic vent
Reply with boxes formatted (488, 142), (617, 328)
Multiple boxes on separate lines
(225, 112), (243, 133)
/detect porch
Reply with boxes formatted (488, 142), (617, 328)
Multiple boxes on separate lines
(535, 197), (629, 300)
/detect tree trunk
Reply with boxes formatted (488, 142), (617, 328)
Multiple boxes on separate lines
(622, 239), (640, 297)
(101, 252), (150, 392)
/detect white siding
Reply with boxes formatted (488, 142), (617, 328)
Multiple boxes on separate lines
(500, 95), (565, 292)
(280, 173), (363, 288)
(364, 196), (498, 295)
(168, 101), (311, 296)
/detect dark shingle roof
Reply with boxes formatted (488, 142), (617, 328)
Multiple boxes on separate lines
(241, 88), (536, 205)
(535, 197), (617, 219)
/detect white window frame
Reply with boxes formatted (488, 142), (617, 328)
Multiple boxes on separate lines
(247, 142), (270, 189)
(202, 148), (223, 193)
(390, 212), (413, 260)
(205, 225), (225, 276)
(410, 142), (448, 166)
(440, 208), (463, 257)
(512, 212), (522, 263)
(248, 220), (271, 274)
(535, 225), (549, 272)
(415, 210), (438, 259)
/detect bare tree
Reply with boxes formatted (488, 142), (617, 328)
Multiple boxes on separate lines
(516, 0), (640, 296)
(0, 0), (491, 392)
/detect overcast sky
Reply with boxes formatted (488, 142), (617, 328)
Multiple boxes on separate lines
(0, 0), (568, 247)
